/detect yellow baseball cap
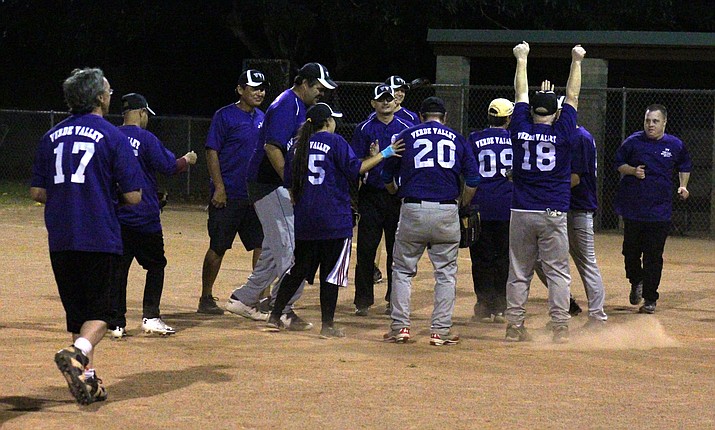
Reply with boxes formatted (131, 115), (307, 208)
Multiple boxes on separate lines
(488, 98), (514, 117)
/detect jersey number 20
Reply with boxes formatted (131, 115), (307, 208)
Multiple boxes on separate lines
(413, 138), (455, 169)
(53, 141), (96, 184)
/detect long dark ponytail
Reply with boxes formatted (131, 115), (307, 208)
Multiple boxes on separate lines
(291, 117), (327, 204)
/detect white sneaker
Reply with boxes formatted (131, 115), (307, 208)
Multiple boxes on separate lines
(226, 297), (269, 321)
(141, 318), (175, 335)
(109, 326), (126, 339)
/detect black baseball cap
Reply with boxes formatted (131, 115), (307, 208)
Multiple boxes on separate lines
(419, 96), (446, 114)
(298, 63), (337, 90)
(531, 91), (558, 116)
(238, 69), (269, 88)
(122, 93), (155, 115)
(373, 84), (394, 100)
(386, 75), (410, 90)
(306, 102), (343, 123)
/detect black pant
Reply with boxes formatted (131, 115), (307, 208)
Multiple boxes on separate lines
(468, 220), (509, 314)
(353, 186), (401, 308)
(271, 239), (345, 325)
(622, 219), (670, 303)
(109, 226), (167, 328)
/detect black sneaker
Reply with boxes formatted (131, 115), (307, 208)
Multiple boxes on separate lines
(505, 323), (532, 342)
(55, 346), (105, 405)
(354, 307), (369, 317)
(374, 266), (383, 284)
(569, 297), (583, 316)
(639, 300), (656, 314)
(257, 297), (273, 313)
(197, 295), (224, 315)
(280, 311), (314, 331)
(629, 281), (643, 305)
(384, 302), (391, 316)
(552, 325), (569, 343)
(320, 325), (346, 338)
(263, 314), (283, 332)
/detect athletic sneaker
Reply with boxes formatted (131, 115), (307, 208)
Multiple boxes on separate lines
(226, 297), (269, 321)
(354, 307), (369, 317)
(569, 298), (583, 316)
(639, 300), (656, 314)
(505, 323), (532, 342)
(142, 317), (176, 335)
(552, 325), (569, 343)
(629, 281), (643, 305)
(493, 313), (506, 324)
(320, 325), (346, 339)
(54, 346), (107, 405)
(109, 326), (127, 339)
(374, 265), (383, 284)
(430, 331), (460, 346)
(257, 297), (272, 313)
(280, 311), (313, 331)
(583, 317), (607, 331)
(384, 302), (391, 316)
(197, 295), (224, 315)
(383, 327), (410, 343)
(263, 314), (284, 332)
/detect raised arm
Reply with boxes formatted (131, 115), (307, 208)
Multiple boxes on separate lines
(513, 41), (530, 103)
(564, 45), (586, 110)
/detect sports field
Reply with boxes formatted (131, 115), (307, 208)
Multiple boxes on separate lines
(1, 203), (714, 429)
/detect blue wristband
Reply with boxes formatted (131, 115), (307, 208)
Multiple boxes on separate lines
(380, 146), (396, 158)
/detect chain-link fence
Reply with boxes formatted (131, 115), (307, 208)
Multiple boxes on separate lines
(2, 84), (713, 236)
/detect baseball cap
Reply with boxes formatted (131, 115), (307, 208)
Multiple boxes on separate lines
(298, 62), (337, 90)
(373, 84), (394, 100)
(419, 96), (446, 114)
(238, 69), (269, 88)
(488, 98), (514, 117)
(531, 91), (558, 116)
(557, 95), (565, 110)
(306, 102), (343, 123)
(385, 75), (410, 90)
(122, 93), (156, 115)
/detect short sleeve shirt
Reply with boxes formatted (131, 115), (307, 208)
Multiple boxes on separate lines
(468, 127), (513, 220)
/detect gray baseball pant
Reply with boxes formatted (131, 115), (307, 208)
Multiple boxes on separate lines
(506, 210), (571, 326)
(231, 187), (304, 313)
(390, 202), (460, 335)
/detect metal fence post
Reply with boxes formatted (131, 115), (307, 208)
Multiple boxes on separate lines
(186, 118), (192, 196)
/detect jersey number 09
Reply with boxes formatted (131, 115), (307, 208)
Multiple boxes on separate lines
(53, 141), (96, 184)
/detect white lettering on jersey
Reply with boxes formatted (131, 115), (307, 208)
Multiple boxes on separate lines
(309, 141), (331, 154)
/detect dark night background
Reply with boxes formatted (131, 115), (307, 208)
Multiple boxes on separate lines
(1, 0), (713, 117)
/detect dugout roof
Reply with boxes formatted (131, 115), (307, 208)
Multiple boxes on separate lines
(427, 30), (715, 61)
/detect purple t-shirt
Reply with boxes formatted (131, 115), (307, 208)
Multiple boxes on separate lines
(468, 127), (513, 221)
(350, 116), (412, 189)
(205, 103), (265, 200)
(382, 121), (479, 201)
(614, 131), (692, 222)
(286, 131), (362, 241)
(569, 126), (598, 211)
(246, 89), (305, 188)
(117, 125), (178, 233)
(510, 102), (577, 212)
(31, 114), (143, 254)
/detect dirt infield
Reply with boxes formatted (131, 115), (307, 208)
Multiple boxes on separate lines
(1, 204), (714, 429)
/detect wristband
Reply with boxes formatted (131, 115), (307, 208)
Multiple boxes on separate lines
(380, 146), (396, 158)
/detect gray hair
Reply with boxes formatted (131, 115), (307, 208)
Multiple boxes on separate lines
(63, 68), (105, 114)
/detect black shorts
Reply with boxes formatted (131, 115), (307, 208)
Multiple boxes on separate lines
(291, 238), (352, 287)
(50, 251), (118, 333)
(208, 199), (264, 254)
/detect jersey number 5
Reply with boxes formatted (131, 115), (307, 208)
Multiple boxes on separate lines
(413, 138), (455, 169)
(53, 141), (95, 184)
(308, 154), (325, 185)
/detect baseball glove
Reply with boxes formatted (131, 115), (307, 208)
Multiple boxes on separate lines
(459, 205), (480, 248)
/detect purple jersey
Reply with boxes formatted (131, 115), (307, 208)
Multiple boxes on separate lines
(351, 115), (412, 189)
(614, 131), (692, 221)
(569, 126), (598, 211)
(117, 125), (179, 233)
(382, 121), (479, 201)
(510, 102), (577, 212)
(468, 127), (513, 220)
(31, 114), (143, 254)
(205, 103), (265, 200)
(246, 89), (305, 189)
(287, 131), (362, 241)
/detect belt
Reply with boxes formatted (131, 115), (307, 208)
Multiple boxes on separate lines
(404, 197), (457, 205)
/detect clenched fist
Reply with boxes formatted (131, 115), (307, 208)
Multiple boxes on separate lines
(183, 151), (198, 165)
(513, 41), (530, 59)
(572, 45), (586, 61)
